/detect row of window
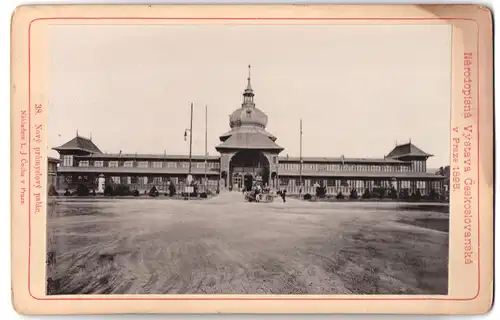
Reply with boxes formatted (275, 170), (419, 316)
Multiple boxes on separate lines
(61, 155), (426, 173)
(75, 159), (220, 169)
(279, 178), (436, 189)
(279, 163), (416, 173)
(65, 175), (219, 186)
(412, 160), (427, 173)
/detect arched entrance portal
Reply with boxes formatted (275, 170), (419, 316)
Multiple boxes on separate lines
(229, 150), (269, 191)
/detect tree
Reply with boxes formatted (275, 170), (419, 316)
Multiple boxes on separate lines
(76, 184), (90, 196)
(48, 184), (58, 196)
(104, 185), (114, 196)
(362, 189), (371, 199)
(389, 187), (398, 199)
(415, 189), (422, 201)
(114, 184), (131, 196)
(399, 188), (410, 200)
(316, 184), (327, 198)
(436, 165), (450, 191)
(429, 189), (439, 200)
(372, 187), (386, 199)
(168, 183), (176, 197)
(149, 186), (159, 197)
(349, 189), (358, 199)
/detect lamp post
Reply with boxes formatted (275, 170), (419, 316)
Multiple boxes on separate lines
(204, 105), (208, 191)
(184, 102), (194, 199)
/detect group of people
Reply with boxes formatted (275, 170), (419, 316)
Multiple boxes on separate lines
(277, 188), (287, 203)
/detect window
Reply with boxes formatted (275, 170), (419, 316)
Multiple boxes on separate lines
(123, 161), (134, 168)
(340, 179), (348, 186)
(131, 176), (138, 184)
(94, 160), (103, 167)
(112, 176), (120, 184)
(167, 162), (177, 168)
(78, 160), (89, 167)
(181, 162), (189, 169)
(153, 177), (162, 184)
(152, 161), (163, 169)
(108, 161), (118, 168)
(63, 155), (73, 167)
(196, 162), (205, 169)
(137, 161), (148, 168)
(65, 175), (73, 183)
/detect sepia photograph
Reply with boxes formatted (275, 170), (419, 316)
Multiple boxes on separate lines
(45, 23), (452, 296)
(10, 2), (496, 315)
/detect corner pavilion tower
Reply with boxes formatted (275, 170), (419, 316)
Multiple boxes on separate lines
(216, 65), (284, 190)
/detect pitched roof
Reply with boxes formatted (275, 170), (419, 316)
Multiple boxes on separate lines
(48, 156), (61, 163)
(53, 136), (102, 153)
(216, 132), (283, 151)
(386, 143), (433, 159)
(219, 126), (277, 142)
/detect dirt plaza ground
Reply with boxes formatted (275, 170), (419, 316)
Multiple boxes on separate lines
(46, 192), (449, 295)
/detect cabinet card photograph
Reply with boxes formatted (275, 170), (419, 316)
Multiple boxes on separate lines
(10, 4), (493, 315)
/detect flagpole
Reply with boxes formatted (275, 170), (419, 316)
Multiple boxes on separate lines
(299, 118), (303, 194)
(189, 102), (193, 175)
(204, 105), (208, 190)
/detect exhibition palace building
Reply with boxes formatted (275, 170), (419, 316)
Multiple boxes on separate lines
(51, 67), (446, 196)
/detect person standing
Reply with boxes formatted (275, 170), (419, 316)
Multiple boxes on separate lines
(281, 189), (287, 203)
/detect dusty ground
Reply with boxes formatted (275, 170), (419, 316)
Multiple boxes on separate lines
(46, 192), (449, 295)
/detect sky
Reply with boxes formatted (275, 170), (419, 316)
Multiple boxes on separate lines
(48, 23), (451, 168)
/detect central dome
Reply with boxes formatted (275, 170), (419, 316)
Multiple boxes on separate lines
(229, 106), (268, 129)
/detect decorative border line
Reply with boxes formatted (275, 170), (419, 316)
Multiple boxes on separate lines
(27, 16), (480, 301)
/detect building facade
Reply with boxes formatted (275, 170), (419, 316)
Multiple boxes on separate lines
(52, 68), (446, 196)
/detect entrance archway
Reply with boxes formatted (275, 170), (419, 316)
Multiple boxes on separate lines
(229, 150), (269, 191)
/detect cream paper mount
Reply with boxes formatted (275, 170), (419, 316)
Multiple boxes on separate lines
(10, 4), (493, 315)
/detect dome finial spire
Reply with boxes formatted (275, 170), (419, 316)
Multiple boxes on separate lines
(242, 64), (255, 107)
(246, 64), (252, 90)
